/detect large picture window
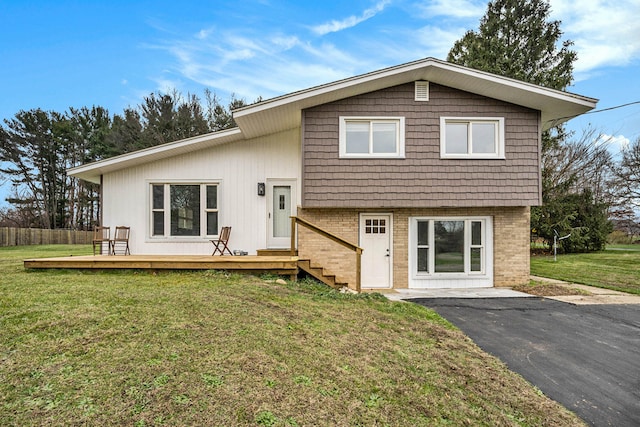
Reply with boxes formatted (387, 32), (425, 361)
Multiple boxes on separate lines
(151, 183), (219, 238)
(339, 116), (405, 158)
(440, 117), (504, 159)
(412, 218), (486, 276)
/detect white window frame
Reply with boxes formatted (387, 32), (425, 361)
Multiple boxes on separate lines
(410, 217), (490, 279)
(149, 182), (220, 240)
(440, 117), (505, 159)
(339, 116), (405, 158)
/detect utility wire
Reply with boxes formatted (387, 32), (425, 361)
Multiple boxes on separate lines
(546, 100), (640, 125)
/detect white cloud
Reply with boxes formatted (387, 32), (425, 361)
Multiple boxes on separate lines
(413, 25), (469, 58)
(549, 0), (640, 73)
(152, 77), (184, 94)
(597, 133), (631, 154)
(144, 0), (639, 114)
(311, 0), (391, 36)
(270, 35), (300, 51)
(196, 28), (213, 40)
(415, 0), (486, 19)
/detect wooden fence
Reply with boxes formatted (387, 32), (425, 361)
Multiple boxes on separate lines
(0, 227), (93, 247)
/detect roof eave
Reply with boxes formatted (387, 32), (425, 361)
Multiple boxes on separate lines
(68, 128), (243, 183)
(233, 57), (597, 137)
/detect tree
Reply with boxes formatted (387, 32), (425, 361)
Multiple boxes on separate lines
(447, 0), (577, 156)
(614, 137), (640, 209)
(66, 106), (112, 229)
(204, 89), (249, 131)
(0, 88), (256, 229)
(448, 0), (612, 252)
(106, 108), (143, 155)
(448, 0), (575, 91)
(139, 91), (210, 148)
(0, 109), (69, 229)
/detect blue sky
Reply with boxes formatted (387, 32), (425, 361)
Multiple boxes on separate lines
(1, 0), (639, 205)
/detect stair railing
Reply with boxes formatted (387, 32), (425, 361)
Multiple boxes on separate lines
(290, 216), (363, 292)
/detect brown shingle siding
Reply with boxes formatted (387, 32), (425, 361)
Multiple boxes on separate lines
(303, 82), (541, 208)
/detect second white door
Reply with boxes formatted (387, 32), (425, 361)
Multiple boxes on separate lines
(359, 214), (392, 288)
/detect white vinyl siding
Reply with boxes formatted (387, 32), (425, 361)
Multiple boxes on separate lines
(101, 128), (300, 255)
(440, 117), (505, 159)
(339, 117), (405, 158)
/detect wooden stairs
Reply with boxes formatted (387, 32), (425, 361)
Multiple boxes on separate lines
(297, 259), (348, 290)
(257, 249), (347, 290)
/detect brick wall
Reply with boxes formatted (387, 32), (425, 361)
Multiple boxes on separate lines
(493, 206), (531, 286)
(297, 206), (530, 289)
(297, 209), (360, 288)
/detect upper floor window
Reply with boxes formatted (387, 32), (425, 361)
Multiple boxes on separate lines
(151, 183), (219, 238)
(339, 117), (405, 158)
(440, 117), (505, 159)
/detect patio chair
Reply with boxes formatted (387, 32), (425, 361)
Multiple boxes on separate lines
(92, 226), (111, 255)
(211, 226), (233, 255)
(111, 226), (131, 255)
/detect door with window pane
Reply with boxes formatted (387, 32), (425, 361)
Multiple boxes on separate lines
(267, 181), (295, 248)
(360, 214), (392, 288)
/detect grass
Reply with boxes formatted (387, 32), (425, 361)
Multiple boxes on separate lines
(606, 243), (640, 251)
(531, 248), (640, 295)
(1, 245), (585, 426)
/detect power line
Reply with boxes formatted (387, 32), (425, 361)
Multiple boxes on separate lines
(583, 100), (640, 116)
(547, 100), (640, 125)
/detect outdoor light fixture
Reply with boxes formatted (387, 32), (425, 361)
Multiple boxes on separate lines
(257, 182), (265, 196)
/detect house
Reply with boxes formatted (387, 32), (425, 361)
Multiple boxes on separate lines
(68, 57), (597, 290)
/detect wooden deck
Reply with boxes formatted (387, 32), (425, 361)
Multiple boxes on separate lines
(23, 255), (299, 278)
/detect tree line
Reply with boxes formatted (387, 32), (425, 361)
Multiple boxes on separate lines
(0, 91), (248, 230)
(1, 0), (639, 253)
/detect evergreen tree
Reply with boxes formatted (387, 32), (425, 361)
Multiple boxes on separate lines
(66, 106), (112, 228)
(139, 91), (211, 148)
(204, 89), (248, 131)
(106, 108), (143, 155)
(448, 0), (576, 154)
(448, 0), (576, 90)
(448, 0), (611, 252)
(0, 109), (68, 228)
(0, 88), (253, 229)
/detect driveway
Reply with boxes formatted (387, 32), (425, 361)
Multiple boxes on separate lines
(408, 297), (640, 427)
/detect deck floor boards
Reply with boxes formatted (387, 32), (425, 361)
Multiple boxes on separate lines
(24, 255), (299, 275)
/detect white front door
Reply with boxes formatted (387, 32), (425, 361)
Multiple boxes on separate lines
(267, 181), (295, 248)
(359, 213), (392, 288)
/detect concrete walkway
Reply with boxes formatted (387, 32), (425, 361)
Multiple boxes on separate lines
(382, 287), (531, 301)
(530, 275), (640, 305)
(381, 276), (640, 304)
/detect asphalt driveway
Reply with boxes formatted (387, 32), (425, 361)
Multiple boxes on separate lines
(408, 297), (640, 427)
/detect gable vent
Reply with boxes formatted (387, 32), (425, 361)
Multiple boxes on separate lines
(415, 81), (429, 101)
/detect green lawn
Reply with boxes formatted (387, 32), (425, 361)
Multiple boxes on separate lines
(1, 246), (584, 426)
(531, 248), (640, 295)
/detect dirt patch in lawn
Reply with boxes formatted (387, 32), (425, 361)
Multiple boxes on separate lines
(513, 281), (591, 297)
